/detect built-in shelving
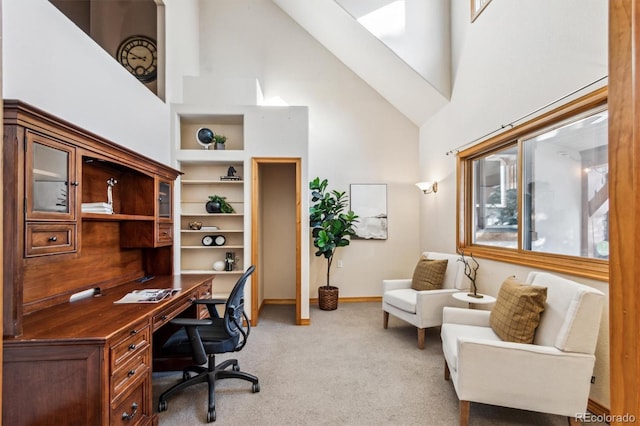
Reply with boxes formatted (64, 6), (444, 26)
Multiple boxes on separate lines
(176, 112), (247, 294)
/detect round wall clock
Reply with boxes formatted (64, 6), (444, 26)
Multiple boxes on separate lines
(116, 35), (158, 83)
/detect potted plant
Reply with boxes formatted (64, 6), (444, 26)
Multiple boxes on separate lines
(309, 177), (359, 310)
(214, 134), (227, 150)
(206, 195), (235, 213)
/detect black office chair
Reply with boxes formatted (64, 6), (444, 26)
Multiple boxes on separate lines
(157, 265), (259, 422)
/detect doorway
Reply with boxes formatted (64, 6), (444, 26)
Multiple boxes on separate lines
(251, 158), (302, 325)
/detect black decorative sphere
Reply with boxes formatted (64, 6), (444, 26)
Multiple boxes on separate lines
(197, 128), (215, 148)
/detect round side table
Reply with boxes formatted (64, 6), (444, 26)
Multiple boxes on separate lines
(452, 292), (496, 308)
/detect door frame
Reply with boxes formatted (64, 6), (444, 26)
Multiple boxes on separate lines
(251, 157), (302, 325)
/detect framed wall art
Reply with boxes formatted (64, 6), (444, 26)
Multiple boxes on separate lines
(350, 184), (387, 240)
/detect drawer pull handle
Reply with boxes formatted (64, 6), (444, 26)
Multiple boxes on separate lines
(121, 402), (138, 421)
(128, 343), (137, 351)
(70, 181), (80, 187)
(160, 315), (168, 321)
(48, 236), (57, 242)
(130, 330), (137, 336)
(127, 369), (136, 377)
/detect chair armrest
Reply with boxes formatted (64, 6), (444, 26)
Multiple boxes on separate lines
(442, 306), (491, 327)
(382, 279), (412, 292)
(455, 337), (596, 409)
(168, 317), (214, 366)
(193, 298), (227, 318)
(407, 289), (467, 327)
(415, 288), (462, 308)
(193, 298), (226, 305)
(169, 317), (213, 327)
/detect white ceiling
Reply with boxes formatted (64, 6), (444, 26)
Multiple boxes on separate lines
(272, 0), (451, 126)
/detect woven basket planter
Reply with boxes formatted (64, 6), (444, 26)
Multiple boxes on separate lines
(318, 286), (339, 311)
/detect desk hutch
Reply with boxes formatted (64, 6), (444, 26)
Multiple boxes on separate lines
(2, 100), (213, 425)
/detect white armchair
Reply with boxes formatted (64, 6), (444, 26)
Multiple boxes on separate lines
(382, 252), (470, 349)
(440, 271), (605, 425)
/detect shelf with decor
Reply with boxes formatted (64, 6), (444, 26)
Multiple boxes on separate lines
(174, 110), (248, 295)
(178, 161), (246, 293)
(180, 114), (244, 151)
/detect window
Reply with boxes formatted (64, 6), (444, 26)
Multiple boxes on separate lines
(458, 88), (608, 281)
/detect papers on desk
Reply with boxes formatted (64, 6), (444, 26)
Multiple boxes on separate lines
(114, 288), (179, 304)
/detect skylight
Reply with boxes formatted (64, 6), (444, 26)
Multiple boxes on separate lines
(356, 1), (406, 39)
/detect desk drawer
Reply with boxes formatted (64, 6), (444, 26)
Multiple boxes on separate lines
(111, 378), (150, 426)
(111, 324), (150, 373)
(152, 297), (195, 331)
(25, 222), (76, 256)
(157, 223), (173, 244)
(112, 351), (149, 399)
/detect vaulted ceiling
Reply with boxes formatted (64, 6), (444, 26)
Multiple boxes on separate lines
(273, 0), (451, 126)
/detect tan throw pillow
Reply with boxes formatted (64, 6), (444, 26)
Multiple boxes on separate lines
(410, 257), (448, 291)
(490, 276), (547, 344)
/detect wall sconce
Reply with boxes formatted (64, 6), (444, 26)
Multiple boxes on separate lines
(416, 181), (438, 194)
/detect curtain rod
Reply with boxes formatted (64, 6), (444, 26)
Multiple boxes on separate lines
(445, 75), (608, 156)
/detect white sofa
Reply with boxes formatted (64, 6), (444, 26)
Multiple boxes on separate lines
(382, 252), (470, 349)
(440, 271), (605, 425)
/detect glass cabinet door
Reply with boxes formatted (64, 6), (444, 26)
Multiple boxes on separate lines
(158, 180), (172, 220)
(26, 131), (76, 221)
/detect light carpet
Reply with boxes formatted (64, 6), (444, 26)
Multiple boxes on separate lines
(153, 302), (602, 425)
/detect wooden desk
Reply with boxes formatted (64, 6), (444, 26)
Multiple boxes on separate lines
(2, 274), (214, 426)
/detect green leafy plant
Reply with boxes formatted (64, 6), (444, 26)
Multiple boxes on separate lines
(214, 134), (227, 145)
(487, 188), (517, 225)
(207, 195), (234, 213)
(309, 177), (359, 289)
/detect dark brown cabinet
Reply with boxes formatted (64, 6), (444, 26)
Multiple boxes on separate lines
(26, 130), (78, 220)
(3, 100), (182, 336)
(24, 131), (79, 257)
(2, 101), (204, 426)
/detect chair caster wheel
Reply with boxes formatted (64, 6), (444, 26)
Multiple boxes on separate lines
(252, 382), (260, 393)
(158, 400), (168, 412)
(183, 371), (191, 381)
(233, 364), (240, 372)
(207, 408), (216, 422)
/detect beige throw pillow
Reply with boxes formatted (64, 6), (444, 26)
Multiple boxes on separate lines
(489, 276), (547, 344)
(410, 257), (448, 291)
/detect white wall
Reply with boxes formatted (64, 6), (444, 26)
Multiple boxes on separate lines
(2, 0), (171, 165)
(164, 0), (200, 104)
(173, 0), (421, 302)
(419, 0), (609, 406)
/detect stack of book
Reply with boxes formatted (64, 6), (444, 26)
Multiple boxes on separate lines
(81, 202), (113, 214)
